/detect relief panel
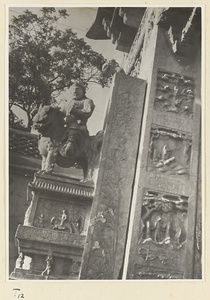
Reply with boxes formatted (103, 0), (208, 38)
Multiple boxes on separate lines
(134, 265), (184, 279)
(139, 190), (188, 248)
(34, 198), (88, 235)
(154, 69), (195, 118)
(148, 125), (192, 176)
(133, 189), (188, 279)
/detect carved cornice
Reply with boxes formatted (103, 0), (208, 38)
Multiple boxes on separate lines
(29, 173), (94, 199)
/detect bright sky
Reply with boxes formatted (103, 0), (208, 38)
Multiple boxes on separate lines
(9, 6), (124, 134)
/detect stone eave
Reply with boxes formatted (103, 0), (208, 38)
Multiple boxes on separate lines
(158, 7), (201, 60)
(86, 7), (115, 39)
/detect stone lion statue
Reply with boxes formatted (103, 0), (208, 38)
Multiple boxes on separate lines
(33, 104), (103, 182)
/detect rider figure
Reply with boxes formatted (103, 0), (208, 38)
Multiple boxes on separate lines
(60, 82), (95, 156)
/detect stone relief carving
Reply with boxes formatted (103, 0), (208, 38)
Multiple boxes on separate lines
(155, 70), (195, 117)
(32, 89), (103, 181)
(80, 75), (146, 279)
(51, 209), (84, 234)
(129, 12), (155, 78)
(85, 240), (108, 279)
(34, 198), (86, 234)
(196, 219), (202, 251)
(15, 253), (25, 269)
(138, 248), (168, 264)
(41, 253), (53, 278)
(24, 199), (34, 226)
(69, 260), (81, 276)
(148, 175), (185, 193)
(134, 265), (184, 279)
(102, 59), (125, 79)
(139, 190), (188, 249)
(34, 213), (45, 228)
(148, 125), (192, 176)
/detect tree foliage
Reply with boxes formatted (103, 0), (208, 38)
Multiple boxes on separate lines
(9, 8), (110, 131)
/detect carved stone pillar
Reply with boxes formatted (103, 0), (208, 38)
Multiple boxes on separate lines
(80, 73), (146, 279)
(123, 12), (201, 279)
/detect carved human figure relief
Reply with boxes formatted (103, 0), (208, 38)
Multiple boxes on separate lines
(50, 208), (84, 234)
(15, 252), (25, 269)
(41, 254), (53, 278)
(139, 190), (188, 249)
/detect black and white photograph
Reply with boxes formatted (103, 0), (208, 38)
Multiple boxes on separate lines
(8, 6), (202, 282)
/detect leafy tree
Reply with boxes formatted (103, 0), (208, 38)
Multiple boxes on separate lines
(9, 8), (111, 131)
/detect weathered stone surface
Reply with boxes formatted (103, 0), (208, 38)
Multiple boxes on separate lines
(125, 8), (201, 74)
(80, 73), (146, 279)
(16, 225), (86, 248)
(125, 21), (201, 279)
(154, 69), (195, 117)
(128, 190), (188, 279)
(148, 126), (192, 176)
(9, 129), (42, 274)
(86, 8), (139, 53)
(23, 173), (93, 235)
(10, 173), (93, 280)
(10, 258), (81, 280)
(124, 8), (163, 75)
(86, 7), (114, 39)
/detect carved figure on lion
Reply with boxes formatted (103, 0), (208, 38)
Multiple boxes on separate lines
(32, 83), (103, 182)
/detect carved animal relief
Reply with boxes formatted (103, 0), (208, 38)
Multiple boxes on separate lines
(139, 190), (188, 249)
(154, 69), (195, 117)
(148, 125), (192, 176)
